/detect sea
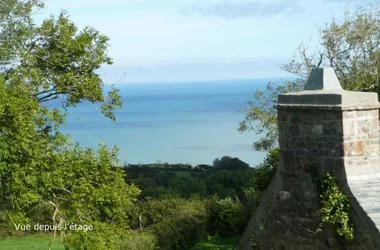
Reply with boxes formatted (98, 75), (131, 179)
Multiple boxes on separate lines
(54, 78), (290, 167)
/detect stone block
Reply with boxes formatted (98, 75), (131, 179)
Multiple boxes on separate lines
(290, 113), (302, 123)
(356, 134), (368, 140)
(295, 141), (306, 149)
(359, 125), (370, 134)
(278, 191), (291, 201)
(280, 150), (296, 174)
(278, 110), (289, 121)
(279, 136), (288, 149)
(343, 120), (358, 135)
(311, 124), (323, 134)
(343, 111), (357, 119)
(370, 118), (379, 130)
(289, 125), (297, 135)
(344, 141), (365, 156)
(370, 139), (378, 144)
(357, 117), (369, 126)
(368, 132), (379, 139)
(323, 122), (342, 135)
(278, 122), (288, 134)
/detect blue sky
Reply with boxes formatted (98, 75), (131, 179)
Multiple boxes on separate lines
(37, 0), (377, 83)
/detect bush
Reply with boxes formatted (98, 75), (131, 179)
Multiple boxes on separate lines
(133, 198), (183, 227)
(63, 222), (130, 250)
(117, 231), (156, 250)
(206, 196), (246, 236)
(148, 213), (206, 250)
(124, 198), (207, 250)
(252, 148), (278, 192)
(319, 173), (354, 240)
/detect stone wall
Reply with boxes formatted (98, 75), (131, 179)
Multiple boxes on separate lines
(238, 68), (380, 250)
(342, 109), (380, 179)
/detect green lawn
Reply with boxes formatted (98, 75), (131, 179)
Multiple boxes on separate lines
(0, 235), (65, 250)
(0, 234), (239, 250)
(190, 236), (240, 250)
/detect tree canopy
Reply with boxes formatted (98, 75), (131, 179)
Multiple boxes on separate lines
(0, 1), (139, 249)
(0, 0), (122, 121)
(213, 156), (250, 171)
(239, 5), (380, 151)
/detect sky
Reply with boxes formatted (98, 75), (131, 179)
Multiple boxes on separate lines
(35, 0), (378, 83)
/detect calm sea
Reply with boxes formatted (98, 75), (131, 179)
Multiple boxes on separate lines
(55, 78), (289, 167)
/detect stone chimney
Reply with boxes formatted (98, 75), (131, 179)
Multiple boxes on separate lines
(277, 67), (380, 187)
(238, 68), (380, 249)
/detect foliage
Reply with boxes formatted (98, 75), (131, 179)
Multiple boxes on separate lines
(124, 158), (256, 200)
(321, 6), (380, 92)
(0, 13), (137, 250)
(212, 156), (250, 170)
(0, 2), (141, 249)
(205, 196), (246, 237)
(63, 222), (126, 250)
(241, 187), (261, 214)
(117, 231), (156, 250)
(135, 198), (207, 250)
(238, 81), (304, 151)
(251, 148), (278, 192)
(125, 198), (205, 229)
(141, 186), (181, 199)
(319, 173), (354, 240)
(168, 176), (208, 198)
(189, 235), (240, 250)
(122, 156), (277, 248)
(148, 212), (207, 250)
(0, 0), (122, 120)
(239, 5), (380, 151)
(205, 169), (259, 199)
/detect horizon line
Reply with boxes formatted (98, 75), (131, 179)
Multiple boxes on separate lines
(105, 76), (299, 85)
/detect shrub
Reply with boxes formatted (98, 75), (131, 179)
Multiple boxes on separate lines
(319, 173), (354, 240)
(206, 196), (246, 236)
(117, 231), (156, 250)
(63, 222), (118, 250)
(125, 198), (208, 250)
(148, 213), (206, 250)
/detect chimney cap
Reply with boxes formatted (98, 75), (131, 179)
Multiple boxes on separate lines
(303, 67), (343, 91)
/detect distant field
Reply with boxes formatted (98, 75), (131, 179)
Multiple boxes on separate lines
(173, 170), (192, 178)
(0, 235), (64, 250)
(190, 236), (240, 250)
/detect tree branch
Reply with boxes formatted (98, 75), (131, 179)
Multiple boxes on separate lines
(316, 52), (324, 68)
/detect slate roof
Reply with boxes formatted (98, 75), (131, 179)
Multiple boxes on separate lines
(349, 177), (380, 232)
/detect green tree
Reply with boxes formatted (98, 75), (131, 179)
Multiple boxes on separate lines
(0, 78), (141, 242)
(0, 1), (140, 248)
(212, 156), (250, 170)
(0, 0), (122, 121)
(239, 5), (380, 151)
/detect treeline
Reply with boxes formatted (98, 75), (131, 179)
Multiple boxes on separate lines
(123, 155), (261, 199)
(125, 163), (193, 171)
(117, 150), (278, 249)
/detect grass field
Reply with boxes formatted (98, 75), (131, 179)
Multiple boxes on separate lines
(0, 235), (64, 250)
(190, 236), (240, 250)
(0, 234), (239, 250)
(173, 170), (192, 178)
